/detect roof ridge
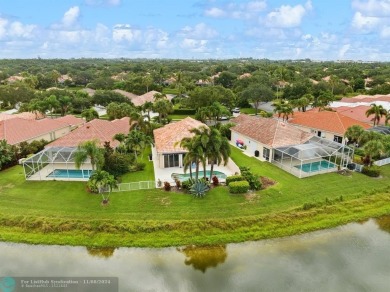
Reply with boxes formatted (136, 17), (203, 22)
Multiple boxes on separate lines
(271, 119), (280, 147)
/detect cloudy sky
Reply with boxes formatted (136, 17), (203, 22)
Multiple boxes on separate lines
(1, 0), (390, 60)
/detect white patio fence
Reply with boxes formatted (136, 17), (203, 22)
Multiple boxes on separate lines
(110, 181), (157, 192)
(374, 157), (390, 166)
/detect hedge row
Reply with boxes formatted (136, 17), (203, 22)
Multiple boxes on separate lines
(172, 109), (196, 115)
(229, 181), (250, 194)
(226, 175), (246, 186)
(362, 166), (381, 177)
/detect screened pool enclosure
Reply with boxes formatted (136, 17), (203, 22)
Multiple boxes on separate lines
(23, 147), (93, 181)
(272, 136), (354, 178)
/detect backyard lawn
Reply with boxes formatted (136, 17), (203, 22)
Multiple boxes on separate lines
(0, 145), (389, 247)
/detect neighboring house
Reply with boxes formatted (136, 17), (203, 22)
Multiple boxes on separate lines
(0, 112), (45, 121)
(332, 105), (387, 125)
(287, 110), (371, 144)
(153, 117), (206, 168)
(0, 115), (84, 145)
(230, 114), (354, 178)
(131, 90), (173, 107)
(230, 114), (313, 162)
(113, 89), (139, 101)
(46, 117), (131, 148)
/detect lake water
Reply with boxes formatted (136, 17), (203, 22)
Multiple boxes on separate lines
(1, 216), (390, 292)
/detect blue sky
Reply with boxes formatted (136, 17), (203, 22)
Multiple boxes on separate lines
(0, 0), (389, 60)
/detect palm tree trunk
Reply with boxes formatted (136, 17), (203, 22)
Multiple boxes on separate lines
(189, 163), (193, 179)
(195, 160), (199, 180)
(209, 162), (214, 181)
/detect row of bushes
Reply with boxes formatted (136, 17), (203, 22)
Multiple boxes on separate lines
(172, 109), (196, 115)
(226, 167), (262, 194)
(362, 165), (381, 177)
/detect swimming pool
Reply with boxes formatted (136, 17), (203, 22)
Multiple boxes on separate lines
(47, 169), (93, 179)
(172, 170), (227, 181)
(295, 160), (337, 173)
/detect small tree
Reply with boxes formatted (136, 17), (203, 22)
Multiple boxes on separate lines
(88, 170), (117, 204)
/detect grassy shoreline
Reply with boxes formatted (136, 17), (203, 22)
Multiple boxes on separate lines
(1, 146), (390, 247)
(0, 192), (389, 247)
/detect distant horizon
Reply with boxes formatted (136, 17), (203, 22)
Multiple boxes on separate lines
(1, 1), (390, 61)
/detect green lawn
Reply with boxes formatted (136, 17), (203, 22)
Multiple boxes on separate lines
(120, 146), (155, 182)
(0, 146), (389, 247)
(168, 114), (195, 120)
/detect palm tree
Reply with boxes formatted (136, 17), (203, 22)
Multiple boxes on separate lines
(344, 125), (365, 146)
(123, 130), (153, 160)
(365, 104), (387, 126)
(385, 110), (390, 126)
(363, 140), (385, 166)
(153, 99), (173, 124)
(88, 170), (117, 204)
(74, 140), (104, 171)
(176, 134), (205, 180)
(206, 129), (231, 181)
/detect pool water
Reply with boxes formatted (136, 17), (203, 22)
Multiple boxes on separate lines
(172, 170), (227, 181)
(47, 169), (93, 179)
(295, 160), (336, 173)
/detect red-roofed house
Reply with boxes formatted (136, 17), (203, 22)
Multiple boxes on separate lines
(47, 117), (131, 148)
(333, 105), (387, 125)
(287, 110), (371, 144)
(230, 114), (313, 161)
(0, 115), (84, 145)
(153, 117), (206, 168)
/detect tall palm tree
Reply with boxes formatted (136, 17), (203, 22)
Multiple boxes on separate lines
(123, 130), (153, 160)
(176, 135), (205, 180)
(153, 99), (173, 124)
(74, 140), (104, 171)
(365, 104), (387, 126)
(206, 129), (231, 181)
(363, 140), (385, 166)
(344, 125), (365, 146)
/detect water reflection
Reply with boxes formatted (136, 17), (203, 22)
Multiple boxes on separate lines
(376, 215), (390, 233)
(178, 245), (227, 273)
(86, 247), (116, 258)
(0, 215), (389, 292)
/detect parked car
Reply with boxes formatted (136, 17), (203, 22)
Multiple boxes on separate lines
(232, 107), (240, 113)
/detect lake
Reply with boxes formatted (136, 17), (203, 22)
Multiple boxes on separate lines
(1, 216), (389, 292)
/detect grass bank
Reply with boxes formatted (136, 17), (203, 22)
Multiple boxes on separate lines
(0, 146), (389, 247)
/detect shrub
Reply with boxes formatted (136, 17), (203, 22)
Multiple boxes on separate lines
(226, 175), (245, 186)
(212, 175), (219, 186)
(103, 152), (133, 177)
(189, 180), (210, 198)
(240, 167), (262, 190)
(362, 166), (381, 177)
(175, 179), (181, 189)
(172, 109), (196, 115)
(182, 178), (195, 190)
(164, 181), (171, 191)
(133, 162), (146, 171)
(229, 181), (249, 194)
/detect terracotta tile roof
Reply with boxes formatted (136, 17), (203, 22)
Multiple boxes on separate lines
(55, 115), (85, 127)
(340, 94), (390, 103)
(288, 110), (371, 135)
(0, 117), (71, 145)
(333, 105), (386, 125)
(0, 112), (45, 121)
(231, 114), (312, 148)
(113, 89), (139, 100)
(131, 90), (174, 107)
(154, 117), (207, 153)
(46, 117), (131, 148)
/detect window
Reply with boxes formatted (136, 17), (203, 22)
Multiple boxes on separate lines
(164, 154), (179, 168)
(334, 135), (343, 143)
(263, 147), (270, 160)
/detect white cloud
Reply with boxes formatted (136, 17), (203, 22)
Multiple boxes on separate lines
(352, 12), (381, 30)
(107, 0), (121, 5)
(338, 44), (351, 59)
(9, 22), (36, 38)
(0, 18), (8, 39)
(352, 0), (390, 16)
(62, 6), (80, 27)
(179, 23), (218, 39)
(204, 1), (266, 19)
(380, 26), (390, 37)
(180, 38), (208, 52)
(112, 24), (141, 42)
(205, 7), (226, 18)
(265, 1), (312, 28)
